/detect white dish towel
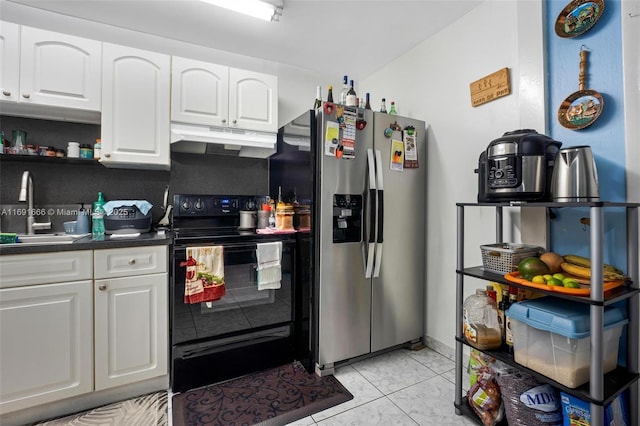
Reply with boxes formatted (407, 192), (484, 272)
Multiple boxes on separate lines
(256, 241), (282, 290)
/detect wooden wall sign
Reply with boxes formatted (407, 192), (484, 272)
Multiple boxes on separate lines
(469, 67), (511, 107)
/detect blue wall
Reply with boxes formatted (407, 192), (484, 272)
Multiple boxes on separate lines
(546, 0), (627, 266)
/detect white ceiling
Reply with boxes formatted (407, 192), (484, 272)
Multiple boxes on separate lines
(5, 0), (484, 78)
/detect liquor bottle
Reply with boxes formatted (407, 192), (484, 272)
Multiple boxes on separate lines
(340, 75), (349, 104)
(498, 288), (509, 346)
(389, 101), (397, 115)
(504, 291), (518, 353)
(327, 85), (334, 103)
(380, 98), (387, 113)
(364, 93), (371, 110)
(313, 86), (322, 109)
(346, 80), (357, 106)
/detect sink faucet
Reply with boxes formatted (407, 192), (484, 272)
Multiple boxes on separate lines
(18, 171), (51, 234)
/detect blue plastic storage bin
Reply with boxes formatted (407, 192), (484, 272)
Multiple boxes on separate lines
(506, 297), (627, 388)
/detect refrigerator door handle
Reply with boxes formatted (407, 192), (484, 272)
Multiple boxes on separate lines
(364, 148), (377, 278)
(373, 149), (384, 278)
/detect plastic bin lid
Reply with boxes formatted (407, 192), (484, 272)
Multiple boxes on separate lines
(506, 297), (627, 339)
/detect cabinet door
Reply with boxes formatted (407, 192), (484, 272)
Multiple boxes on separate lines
(0, 281), (93, 414)
(19, 26), (101, 110)
(101, 43), (170, 170)
(229, 68), (278, 132)
(0, 21), (20, 102)
(94, 273), (168, 391)
(171, 56), (229, 126)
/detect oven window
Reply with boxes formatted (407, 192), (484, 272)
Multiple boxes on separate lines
(172, 241), (294, 345)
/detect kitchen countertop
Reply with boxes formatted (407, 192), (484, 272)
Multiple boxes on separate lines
(0, 230), (172, 255)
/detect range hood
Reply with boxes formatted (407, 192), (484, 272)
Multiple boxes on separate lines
(170, 122), (277, 158)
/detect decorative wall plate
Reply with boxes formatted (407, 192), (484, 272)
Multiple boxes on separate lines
(555, 0), (605, 38)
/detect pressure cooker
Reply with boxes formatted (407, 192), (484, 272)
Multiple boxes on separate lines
(476, 129), (562, 202)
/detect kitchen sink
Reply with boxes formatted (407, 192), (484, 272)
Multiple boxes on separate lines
(10, 233), (87, 245)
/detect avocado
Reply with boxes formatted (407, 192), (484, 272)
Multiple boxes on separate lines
(518, 257), (551, 281)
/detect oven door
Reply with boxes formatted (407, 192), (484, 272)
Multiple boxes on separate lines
(172, 238), (294, 346)
(171, 237), (296, 391)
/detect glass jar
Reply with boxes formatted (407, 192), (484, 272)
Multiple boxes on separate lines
(463, 288), (502, 350)
(94, 138), (102, 160)
(80, 144), (93, 159)
(56, 148), (65, 158)
(46, 147), (57, 157)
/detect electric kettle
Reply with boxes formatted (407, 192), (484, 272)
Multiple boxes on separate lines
(550, 146), (600, 202)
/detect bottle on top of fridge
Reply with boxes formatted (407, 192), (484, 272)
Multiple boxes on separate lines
(313, 86), (322, 109)
(389, 101), (397, 115)
(463, 288), (502, 350)
(327, 85), (334, 103)
(364, 93), (372, 110)
(345, 80), (357, 106)
(339, 75), (349, 104)
(379, 98), (387, 113)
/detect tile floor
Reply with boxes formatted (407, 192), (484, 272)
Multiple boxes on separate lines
(169, 346), (477, 425)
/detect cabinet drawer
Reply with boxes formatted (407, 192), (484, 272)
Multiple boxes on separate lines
(94, 246), (167, 279)
(0, 250), (93, 288)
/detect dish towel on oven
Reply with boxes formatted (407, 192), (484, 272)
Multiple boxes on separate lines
(181, 246), (226, 304)
(256, 241), (282, 290)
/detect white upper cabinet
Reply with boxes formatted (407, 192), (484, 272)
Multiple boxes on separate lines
(101, 43), (170, 170)
(18, 26), (101, 110)
(171, 56), (278, 133)
(0, 21), (20, 102)
(229, 68), (278, 132)
(171, 57), (228, 127)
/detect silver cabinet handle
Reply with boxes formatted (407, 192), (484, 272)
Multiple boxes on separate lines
(128, 259), (136, 265)
(98, 284), (107, 291)
(2, 91), (10, 96)
(104, 153), (111, 158)
(232, 119), (237, 125)
(22, 93), (30, 99)
(221, 119), (226, 124)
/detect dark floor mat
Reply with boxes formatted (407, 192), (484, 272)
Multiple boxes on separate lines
(172, 361), (353, 426)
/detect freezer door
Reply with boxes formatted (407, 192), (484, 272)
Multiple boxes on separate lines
(371, 113), (426, 352)
(316, 108), (375, 367)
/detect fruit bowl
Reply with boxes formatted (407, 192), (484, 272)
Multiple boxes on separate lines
(504, 272), (626, 296)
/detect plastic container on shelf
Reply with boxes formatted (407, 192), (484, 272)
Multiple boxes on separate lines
(463, 288), (502, 350)
(506, 297), (627, 389)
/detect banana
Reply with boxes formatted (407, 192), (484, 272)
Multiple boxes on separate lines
(560, 262), (628, 282)
(563, 254), (625, 275)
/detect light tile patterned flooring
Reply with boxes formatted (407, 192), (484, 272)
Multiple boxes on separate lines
(169, 346), (477, 425)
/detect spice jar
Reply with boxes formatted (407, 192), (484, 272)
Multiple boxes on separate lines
(46, 147), (57, 157)
(94, 138), (101, 160)
(80, 144), (93, 159)
(56, 148), (65, 158)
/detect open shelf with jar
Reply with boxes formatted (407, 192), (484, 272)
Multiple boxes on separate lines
(454, 201), (639, 426)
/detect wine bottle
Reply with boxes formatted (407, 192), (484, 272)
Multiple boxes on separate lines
(313, 86), (322, 109)
(364, 93), (371, 110)
(346, 80), (357, 106)
(327, 85), (334, 103)
(340, 75), (349, 104)
(389, 101), (397, 115)
(380, 98), (387, 113)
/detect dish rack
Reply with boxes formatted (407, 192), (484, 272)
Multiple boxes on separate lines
(480, 243), (543, 274)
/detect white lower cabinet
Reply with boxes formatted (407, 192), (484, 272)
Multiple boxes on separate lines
(93, 246), (168, 391)
(0, 246), (168, 415)
(0, 251), (94, 414)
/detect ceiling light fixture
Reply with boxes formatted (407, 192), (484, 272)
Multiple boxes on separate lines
(200, 0), (282, 22)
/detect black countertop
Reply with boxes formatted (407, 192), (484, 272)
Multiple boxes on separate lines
(0, 231), (172, 255)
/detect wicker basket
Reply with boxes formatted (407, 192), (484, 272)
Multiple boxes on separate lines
(480, 243), (543, 274)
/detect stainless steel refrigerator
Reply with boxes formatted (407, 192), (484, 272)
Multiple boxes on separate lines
(276, 107), (426, 375)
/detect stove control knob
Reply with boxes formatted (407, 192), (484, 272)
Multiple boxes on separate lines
(182, 200), (191, 211)
(195, 199), (204, 210)
(245, 199), (256, 210)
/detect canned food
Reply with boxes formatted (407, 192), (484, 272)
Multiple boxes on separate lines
(80, 144), (93, 159)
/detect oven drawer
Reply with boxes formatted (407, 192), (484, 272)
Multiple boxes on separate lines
(94, 245), (168, 279)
